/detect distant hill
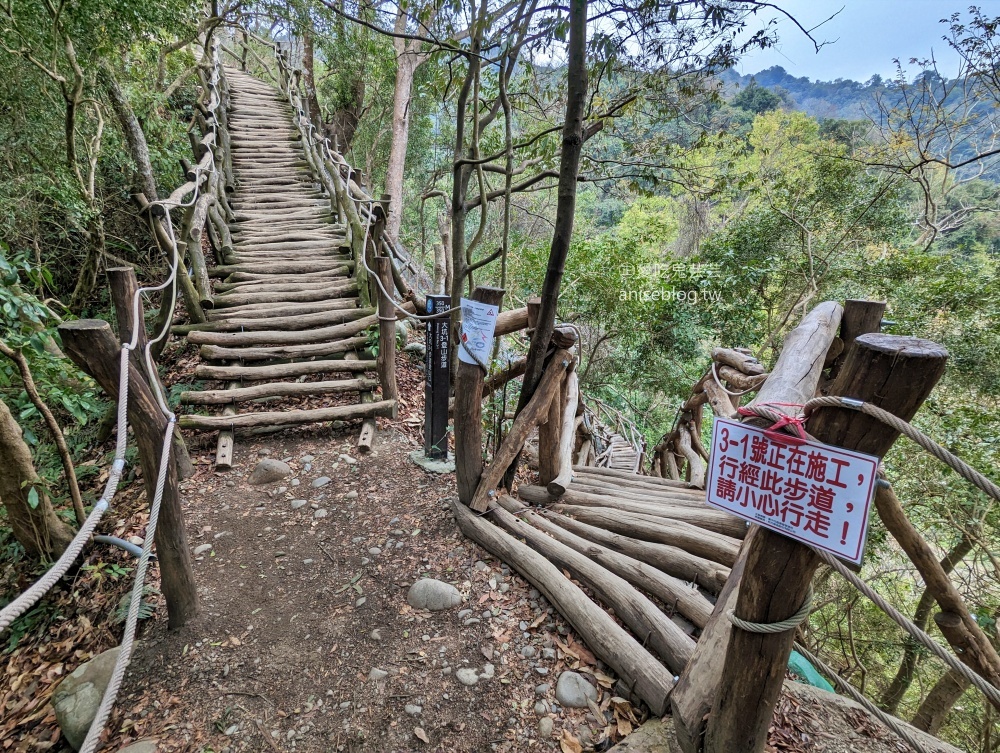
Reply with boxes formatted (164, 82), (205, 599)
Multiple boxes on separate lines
(719, 66), (888, 121)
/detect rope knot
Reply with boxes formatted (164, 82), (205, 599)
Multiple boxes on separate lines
(737, 402), (810, 445)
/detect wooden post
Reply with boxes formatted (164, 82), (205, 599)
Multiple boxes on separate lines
(526, 296), (542, 330)
(107, 267), (195, 480)
(454, 287), (505, 505)
(548, 367), (580, 495)
(672, 301), (844, 752)
(471, 350), (573, 512)
(373, 256), (398, 417)
(537, 371), (563, 486)
(59, 319), (198, 629)
(827, 299), (885, 382)
(366, 202), (387, 305)
(702, 331), (948, 753)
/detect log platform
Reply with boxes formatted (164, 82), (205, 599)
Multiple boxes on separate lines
(181, 68), (393, 467)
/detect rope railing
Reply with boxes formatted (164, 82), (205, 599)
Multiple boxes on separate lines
(0, 33), (226, 752)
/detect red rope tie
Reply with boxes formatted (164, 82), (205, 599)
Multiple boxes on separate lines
(737, 402), (810, 445)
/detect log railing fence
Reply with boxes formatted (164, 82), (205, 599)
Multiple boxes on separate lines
(447, 295), (1000, 753)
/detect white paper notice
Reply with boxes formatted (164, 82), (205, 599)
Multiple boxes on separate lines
(705, 418), (878, 564)
(458, 298), (500, 365)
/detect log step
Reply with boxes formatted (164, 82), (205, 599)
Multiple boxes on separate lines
(178, 399), (396, 431)
(194, 359), (377, 381)
(180, 377), (379, 405)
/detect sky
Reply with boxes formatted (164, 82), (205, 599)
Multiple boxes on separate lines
(734, 0), (1000, 83)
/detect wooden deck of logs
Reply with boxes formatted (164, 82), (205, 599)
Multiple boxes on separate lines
(449, 296), (977, 752)
(177, 67), (394, 466)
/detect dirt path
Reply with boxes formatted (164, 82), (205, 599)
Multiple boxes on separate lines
(105, 362), (634, 753)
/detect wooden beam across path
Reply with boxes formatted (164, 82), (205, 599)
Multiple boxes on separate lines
(178, 399), (396, 431)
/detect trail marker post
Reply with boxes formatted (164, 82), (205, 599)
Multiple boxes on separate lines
(424, 295), (451, 459)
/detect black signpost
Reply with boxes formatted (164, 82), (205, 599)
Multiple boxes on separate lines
(424, 295), (451, 459)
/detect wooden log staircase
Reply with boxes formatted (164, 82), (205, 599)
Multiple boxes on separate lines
(173, 66), (394, 465)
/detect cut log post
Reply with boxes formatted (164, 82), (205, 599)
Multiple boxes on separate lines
(490, 498), (694, 674)
(673, 301), (844, 751)
(59, 320), (198, 629)
(373, 256), (398, 417)
(547, 368), (579, 496)
(344, 350), (376, 454)
(215, 382), (238, 471)
(450, 497), (675, 715)
(827, 299), (886, 382)
(470, 350), (572, 512)
(702, 329), (950, 753)
(672, 529), (756, 753)
(455, 287), (505, 506)
(107, 267), (194, 480)
(537, 367), (565, 485)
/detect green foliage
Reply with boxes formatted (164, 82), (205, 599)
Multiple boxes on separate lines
(0, 245), (105, 436)
(731, 81), (782, 114)
(114, 584), (159, 624)
(3, 600), (62, 653)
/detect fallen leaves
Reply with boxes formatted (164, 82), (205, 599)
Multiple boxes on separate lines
(559, 729), (583, 753)
(413, 726), (429, 743)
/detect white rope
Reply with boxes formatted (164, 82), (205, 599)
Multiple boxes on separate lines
(79, 417), (175, 753)
(814, 546), (1000, 708)
(728, 586), (813, 634)
(0, 36), (210, 753)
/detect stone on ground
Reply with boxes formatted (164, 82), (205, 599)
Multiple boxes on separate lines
(455, 668), (479, 686)
(119, 741), (158, 753)
(407, 578), (462, 611)
(555, 670), (598, 708)
(52, 646), (122, 750)
(408, 448), (456, 473)
(248, 458), (291, 485)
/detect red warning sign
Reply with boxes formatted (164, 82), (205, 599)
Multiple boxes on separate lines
(705, 418), (878, 564)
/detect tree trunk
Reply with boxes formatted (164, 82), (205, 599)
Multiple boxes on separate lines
(99, 64), (159, 201)
(385, 10), (424, 240)
(506, 0), (587, 484)
(69, 214), (107, 312)
(0, 398), (75, 558)
(911, 668), (970, 735)
(301, 28), (323, 130)
(881, 534), (975, 713)
(435, 209), (451, 294)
